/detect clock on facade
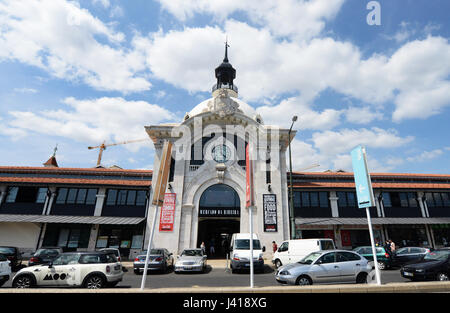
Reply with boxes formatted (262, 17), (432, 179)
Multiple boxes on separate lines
(212, 144), (231, 163)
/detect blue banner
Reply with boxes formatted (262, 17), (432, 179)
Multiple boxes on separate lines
(351, 146), (375, 208)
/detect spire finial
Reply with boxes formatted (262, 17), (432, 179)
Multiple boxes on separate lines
(52, 144), (58, 157)
(224, 36), (229, 63)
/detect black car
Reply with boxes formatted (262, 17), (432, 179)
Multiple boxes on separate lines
(401, 249), (450, 281)
(28, 247), (63, 266)
(0, 246), (22, 270)
(391, 247), (430, 268)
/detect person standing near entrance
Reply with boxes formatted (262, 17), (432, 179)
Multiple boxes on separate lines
(200, 242), (206, 255)
(209, 240), (215, 256)
(389, 240), (396, 254)
(272, 241), (278, 253)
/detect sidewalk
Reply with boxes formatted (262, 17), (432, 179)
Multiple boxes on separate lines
(1, 281), (449, 293)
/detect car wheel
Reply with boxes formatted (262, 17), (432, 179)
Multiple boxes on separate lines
(134, 269), (142, 275)
(377, 261), (386, 270)
(12, 274), (34, 288)
(84, 275), (105, 289)
(0, 279), (6, 287)
(356, 272), (368, 284)
(437, 272), (449, 281)
(274, 259), (282, 269)
(295, 275), (312, 286)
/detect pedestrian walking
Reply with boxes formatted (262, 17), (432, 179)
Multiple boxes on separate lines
(389, 239), (396, 253)
(200, 241), (206, 255)
(384, 240), (392, 257)
(272, 241), (278, 253)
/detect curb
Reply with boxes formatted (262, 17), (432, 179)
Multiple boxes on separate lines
(1, 282), (449, 293)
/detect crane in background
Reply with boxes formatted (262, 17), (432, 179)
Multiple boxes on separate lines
(88, 138), (149, 167)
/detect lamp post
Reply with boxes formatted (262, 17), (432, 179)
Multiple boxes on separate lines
(288, 116), (297, 239)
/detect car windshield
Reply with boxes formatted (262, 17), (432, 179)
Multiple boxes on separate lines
(423, 250), (450, 261)
(0, 247), (16, 254)
(142, 249), (163, 255)
(298, 252), (322, 265)
(53, 254), (80, 265)
(35, 249), (60, 257)
(234, 239), (261, 250)
(181, 250), (202, 257)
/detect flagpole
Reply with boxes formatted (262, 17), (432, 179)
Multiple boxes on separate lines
(249, 205), (254, 289)
(140, 204), (159, 290)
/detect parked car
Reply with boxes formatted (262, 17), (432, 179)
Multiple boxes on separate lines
(174, 249), (207, 273)
(12, 251), (123, 289)
(275, 250), (372, 285)
(229, 233), (266, 273)
(391, 247), (430, 268)
(0, 254), (12, 287)
(28, 247), (63, 266)
(272, 238), (336, 269)
(133, 248), (174, 274)
(400, 249), (450, 281)
(353, 246), (392, 270)
(99, 248), (121, 262)
(0, 247), (22, 270)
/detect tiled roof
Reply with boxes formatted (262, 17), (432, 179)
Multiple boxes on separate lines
(293, 171), (450, 179)
(0, 177), (151, 187)
(0, 166), (152, 175)
(292, 182), (450, 189)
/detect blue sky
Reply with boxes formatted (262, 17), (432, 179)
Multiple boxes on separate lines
(0, 0), (449, 174)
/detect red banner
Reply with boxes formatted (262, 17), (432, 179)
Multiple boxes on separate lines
(246, 144), (254, 208)
(341, 230), (352, 247)
(159, 193), (176, 232)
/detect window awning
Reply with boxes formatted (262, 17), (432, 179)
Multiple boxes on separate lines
(295, 217), (450, 226)
(0, 214), (146, 225)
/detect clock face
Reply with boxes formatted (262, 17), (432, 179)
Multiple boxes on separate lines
(212, 145), (231, 163)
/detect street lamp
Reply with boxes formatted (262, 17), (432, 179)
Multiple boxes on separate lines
(288, 115), (297, 239)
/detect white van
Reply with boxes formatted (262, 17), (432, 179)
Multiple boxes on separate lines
(272, 238), (336, 268)
(229, 233), (266, 273)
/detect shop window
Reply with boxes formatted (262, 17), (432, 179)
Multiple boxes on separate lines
(382, 192), (392, 207)
(56, 188), (97, 205)
(105, 189), (148, 206)
(425, 192), (450, 208)
(5, 186), (48, 203)
(337, 192), (357, 208)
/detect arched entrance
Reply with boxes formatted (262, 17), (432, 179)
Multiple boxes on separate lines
(197, 184), (240, 259)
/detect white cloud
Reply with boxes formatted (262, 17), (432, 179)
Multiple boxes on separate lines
(311, 127), (414, 157)
(156, 0), (345, 41)
(13, 88), (38, 94)
(0, 0), (150, 93)
(92, 0), (110, 8)
(256, 96), (342, 130)
(406, 149), (444, 163)
(345, 106), (383, 124)
(6, 97), (176, 146)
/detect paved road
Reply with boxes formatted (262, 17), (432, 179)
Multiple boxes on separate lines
(2, 265), (410, 289)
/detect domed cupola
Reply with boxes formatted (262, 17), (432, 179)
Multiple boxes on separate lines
(213, 41), (238, 96)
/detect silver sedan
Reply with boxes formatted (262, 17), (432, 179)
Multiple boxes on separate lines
(174, 249), (207, 273)
(275, 250), (372, 285)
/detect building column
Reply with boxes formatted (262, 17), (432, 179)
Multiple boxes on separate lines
(179, 204), (194, 252)
(88, 224), (100, 250)
(329, 191), (339, 217)
(417, 191), (429, 217)
(374, 191), (382, 217)
(36, 223), (47, 250)
(0, 185), (7, 206)
(424, 224), (434, 249)
(45, 187), (57, 215)
(94, 188), (106, 216)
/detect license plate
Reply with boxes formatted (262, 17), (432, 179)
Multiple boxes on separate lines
(183, 266), (192, 270)
(403, 272), (413, 277)
(244, 264), (250, 267)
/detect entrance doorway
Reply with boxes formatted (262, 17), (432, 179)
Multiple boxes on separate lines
(197, 184), (241, 259)
(197, 219), (240, 259)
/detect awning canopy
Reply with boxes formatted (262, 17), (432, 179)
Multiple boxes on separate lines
(295, 217), (450, 226)
(0, 214), (146, 225)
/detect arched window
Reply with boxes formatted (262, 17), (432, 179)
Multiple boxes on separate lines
(199, 184), (240, 208)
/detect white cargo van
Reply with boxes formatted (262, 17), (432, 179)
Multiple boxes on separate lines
(229, 233), (266, 273)
(272, 238), (335, 268)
